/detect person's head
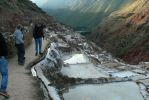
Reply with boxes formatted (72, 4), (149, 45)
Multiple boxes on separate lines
(34, 24), (38, 28)
(16, 25), (21, 30)
(37, 22), (41, 27)
(0, 32), (4, 39)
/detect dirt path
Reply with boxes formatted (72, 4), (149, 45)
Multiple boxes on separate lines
(0, 39), (49, 100)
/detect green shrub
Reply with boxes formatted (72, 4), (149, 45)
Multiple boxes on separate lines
(116, 34), (136, 56)
(0, 1), (17, 10)
(126, 23), (133, 28)
(143, 44), (149, 51)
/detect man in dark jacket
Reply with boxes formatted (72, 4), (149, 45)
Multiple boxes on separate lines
(0, 33), (9, 98)
(33, 23), (45, 56)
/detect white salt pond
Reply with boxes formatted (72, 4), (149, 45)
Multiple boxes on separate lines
(61, 63), (109, 79)
(63, 82), (144, 100)
(111, 71), (138, 78)
(64, 54), (90, 64)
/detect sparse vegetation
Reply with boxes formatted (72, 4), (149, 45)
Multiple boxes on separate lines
(0, 0), (17, 10)
(17, 0), (44, 13)
(143, 44), (149, 51)
(94, 0), (149, 64)
(116, 34), (135, 56)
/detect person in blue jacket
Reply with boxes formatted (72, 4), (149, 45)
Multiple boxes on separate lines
(14, 25), (25, 65)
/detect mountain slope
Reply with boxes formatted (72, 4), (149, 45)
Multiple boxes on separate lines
(42, 0), (133, 31)
(0, 0), (54, 32)
(94, 0), (149, 64)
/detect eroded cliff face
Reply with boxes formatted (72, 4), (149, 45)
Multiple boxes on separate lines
(95, 0), (149, 64)
(42, 0), (133, 31)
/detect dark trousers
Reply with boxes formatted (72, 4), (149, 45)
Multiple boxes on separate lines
(15, 44), (25, 64)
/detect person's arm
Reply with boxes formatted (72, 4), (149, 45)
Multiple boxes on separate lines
(40, 29), (44, 38)
(1, 34), (8, 57)
(18, 32), (24, 43)
(39, 26), (45, 38)
(33, 28), (36, 38)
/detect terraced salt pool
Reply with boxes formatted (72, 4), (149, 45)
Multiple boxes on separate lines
(63, 82), (144, 100)
(111, 71), (139, 78)
(61, 63), (109, 79)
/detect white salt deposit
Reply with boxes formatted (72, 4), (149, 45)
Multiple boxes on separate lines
(31, 67), (37, 77)
(64, 35), (72, 40)
(132, 69), (146, 74)
(61, 63), (108, 79)
(63, 82), (144, 100)
(111, 71), (138, 78)
(58, 43), (69, 47)
(64, 54), (89, 64)
(144, 62), (149, 64)
(46, 48), (51, 58)
(50, 42), (59, 50)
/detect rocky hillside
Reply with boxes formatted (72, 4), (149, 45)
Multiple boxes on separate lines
(94, 0), (149, 64)
(0, 0), (55, 57)
(0, 0), (54, 32)
(42, 0), (133, 31)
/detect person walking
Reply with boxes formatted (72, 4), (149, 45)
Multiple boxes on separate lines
(0, 33), (9, 98)
(14, 25), (25, 65)
(33, 23), (45, 56)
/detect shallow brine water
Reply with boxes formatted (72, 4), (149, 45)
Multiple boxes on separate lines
(61, 63), (109, 79)
(63, 82), (144, 100)
(111, 71), (138, 78)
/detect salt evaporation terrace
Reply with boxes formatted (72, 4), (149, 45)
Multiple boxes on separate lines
(63, 82), (144, 100)
(32, 31), (149, 100)
(63, 54), (89, 64)
(61, 53), (109, 79)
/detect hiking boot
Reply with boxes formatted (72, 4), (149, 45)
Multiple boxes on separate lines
(0, 91), (9, 98)
(39, 52), (43, 55)
(18, 62), (24, 66)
